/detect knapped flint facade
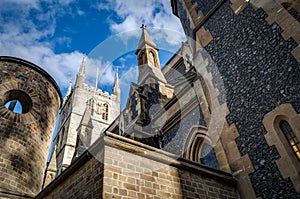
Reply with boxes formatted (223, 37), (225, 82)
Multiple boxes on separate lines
(171, 0), (300, 198)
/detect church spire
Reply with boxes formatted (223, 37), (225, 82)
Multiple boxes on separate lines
(135, 24), (158, 55)
(135, 24), (166, 84)
(62, 79), (72, 105)
(75, 55), (86, 87)
(79, 55), (86, 75)
(113, 67), (120, 102)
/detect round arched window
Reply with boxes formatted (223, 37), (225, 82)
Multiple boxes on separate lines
(3, 90), (32, 114)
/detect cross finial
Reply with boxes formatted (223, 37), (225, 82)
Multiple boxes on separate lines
(140, 24), (147, 30)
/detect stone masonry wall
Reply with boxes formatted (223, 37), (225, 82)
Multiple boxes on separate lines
(38, 132), (238, 199)
(38, 151), (104, 199)
(0, 56), (61, 197)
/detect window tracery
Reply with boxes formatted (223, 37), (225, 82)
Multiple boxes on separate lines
(184, 126), (219, 169)
(263, 104), (300, 191)
(95, 102), (102, 115)
(279, 120), (300, 160)
(102, 103), (109, 121)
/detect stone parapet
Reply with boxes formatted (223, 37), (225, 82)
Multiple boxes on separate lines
(37, 131), (238, 199)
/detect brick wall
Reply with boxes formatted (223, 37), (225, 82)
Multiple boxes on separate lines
(38, 151), (104, 199)
(37, 132), (237, 199)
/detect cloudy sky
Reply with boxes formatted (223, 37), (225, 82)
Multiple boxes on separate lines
(0, 0), (185, 108)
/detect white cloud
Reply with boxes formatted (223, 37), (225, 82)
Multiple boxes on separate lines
(0, 0), (40, 8)
(85, 57), (116, 87)
(77, 9), (85, 16)
(0, 35), (83, 88)
(58, 0), (76, 5)
(110, 15), (139, 33)
(0, 0), (185, 98)
(97, 0), (185, 47)
(0, 0), (84, 95)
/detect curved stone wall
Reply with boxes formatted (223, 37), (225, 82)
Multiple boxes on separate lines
(0, 56), (62, 197)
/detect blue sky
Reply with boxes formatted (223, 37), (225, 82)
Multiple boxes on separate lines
(0, 0), (185, 109)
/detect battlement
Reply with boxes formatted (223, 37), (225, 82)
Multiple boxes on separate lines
(82, 84), (117, 100)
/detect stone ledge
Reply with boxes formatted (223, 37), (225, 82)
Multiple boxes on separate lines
(104, 131), (237, 185)
(0, 188), (34, 199)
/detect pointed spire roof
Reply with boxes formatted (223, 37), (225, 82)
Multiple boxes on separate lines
(113, 67), (120, 102)
(80, 99), (93, 127)
(79, 55), (86, 75)
(73, 99), (93, 160)
(66, 79), (72, 96)
(113, 67), (119, 91)
(62, 79), (72, 105)
(75, 55), (86, 87)
(135, 24), (158, 54)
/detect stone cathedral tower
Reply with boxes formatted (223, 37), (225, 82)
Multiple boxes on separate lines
(45, 56), (120, 183)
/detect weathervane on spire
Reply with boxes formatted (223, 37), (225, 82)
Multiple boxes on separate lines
(140, 24), (147, 30)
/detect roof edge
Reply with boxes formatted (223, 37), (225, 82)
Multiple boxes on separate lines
(0, 56), (63, 107)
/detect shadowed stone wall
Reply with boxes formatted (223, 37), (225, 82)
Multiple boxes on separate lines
(0, 56), (62, 198)
(37, 132), (238, 199)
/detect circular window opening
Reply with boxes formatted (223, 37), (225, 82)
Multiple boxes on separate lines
(4, 90), (33, 114)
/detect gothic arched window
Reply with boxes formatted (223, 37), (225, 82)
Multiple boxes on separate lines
(102, 103), (109, 120)
(263, 104), (300, 191)
(279, 120), (300, 160)
(138, 50), (145, 65)
(96, 102), (101, 115)
(149, 51), (155, 66)
(184, 126), (220, 170)
(59, 126), (65, 148)
(200, 143), (220, 170)
(56, 134), (60, 149)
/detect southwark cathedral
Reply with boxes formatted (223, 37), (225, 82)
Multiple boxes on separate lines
(0, 0), (300, 198)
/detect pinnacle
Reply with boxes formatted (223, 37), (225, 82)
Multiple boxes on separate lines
(136, 24), (158, 54)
